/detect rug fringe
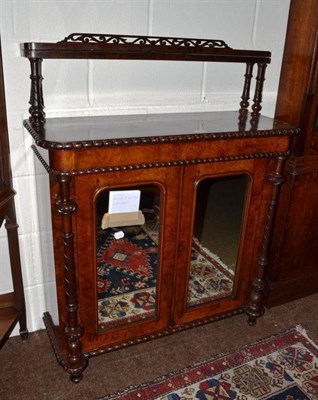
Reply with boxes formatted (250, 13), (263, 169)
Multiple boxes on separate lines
(295, 324), (318, 349)
(193, 237), (234, 275)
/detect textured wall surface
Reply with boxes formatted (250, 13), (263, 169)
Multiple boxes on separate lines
(0, 0), (290, 334)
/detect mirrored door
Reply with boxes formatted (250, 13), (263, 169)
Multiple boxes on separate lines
(75, 167), (181, 351)
(173, 162), (260, 326)
(95, 184), (162, 331)
(188, 175), (249, 307)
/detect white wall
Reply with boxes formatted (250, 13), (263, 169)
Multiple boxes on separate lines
(0, 0), (291, 334)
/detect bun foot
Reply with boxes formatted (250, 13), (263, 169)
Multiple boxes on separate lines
(70, 373), (83, 383)
(247, 316), (257, 326)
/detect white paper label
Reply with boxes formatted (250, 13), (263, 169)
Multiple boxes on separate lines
(114, 230), (125, 239)
(108, 190), (141, 214)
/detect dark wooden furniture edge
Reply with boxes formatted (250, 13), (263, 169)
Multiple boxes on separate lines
(20, 33), (271, 63)
(0, 35), (28, 349)
(0, 294), (27, 345)
(264, 0), (318, 307)
(267, 271), (318, 306)
(285, 154), (318, 175)
(43, 312), (70, 366)
(0, 188), (16, 207)
(24, 118), (300, 150)
(0, 308), (20, 346)
(0, 293), (24, 346)
(266, 156), (318, 307)
(0, 197), (29, 348)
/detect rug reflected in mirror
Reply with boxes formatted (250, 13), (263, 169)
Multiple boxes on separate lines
(97, 225), (159, 330)
(97, 225), (234, 330)
(98, 326), (318, 400)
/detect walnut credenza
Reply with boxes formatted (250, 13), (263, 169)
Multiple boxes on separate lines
(21, 33), (299, 382)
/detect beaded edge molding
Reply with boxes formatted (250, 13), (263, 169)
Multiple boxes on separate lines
(32, 146), (290, 177)
(59, 33), (231, 49)
(24, 121), (300, 151)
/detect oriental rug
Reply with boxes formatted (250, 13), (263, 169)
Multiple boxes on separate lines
(97, 226), (234, 329)
(98, 326), (318, 400)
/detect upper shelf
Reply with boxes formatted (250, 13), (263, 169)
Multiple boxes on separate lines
(20, 33), (272, 127)
(20, 33), (271, 63)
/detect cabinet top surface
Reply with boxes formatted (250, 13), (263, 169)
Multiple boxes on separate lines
(24, 111), (299, 150)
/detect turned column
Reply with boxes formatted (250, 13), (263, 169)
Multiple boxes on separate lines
(56, 175), (87, 382)
(28, 58), (45, 125)
(239, 63), (254, 114)
(251, 63), (267, 117)
(246, 156), (286, 325)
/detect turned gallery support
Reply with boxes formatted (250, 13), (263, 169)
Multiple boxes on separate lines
(239, 62), (254, 114)
(251, 63), (267, 117)
(56, 175), (87, 382)
(239, 62), (267, 118)
(28, 57), (45, 125)
(246, 156), (286, 325)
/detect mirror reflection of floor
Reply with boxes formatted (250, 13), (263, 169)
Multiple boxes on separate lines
(187, 237), (234, 307)
(195, 175), (248, 270)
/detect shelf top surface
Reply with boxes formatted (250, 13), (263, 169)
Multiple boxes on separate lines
(24, 111), (299, 150)
(20, 33), (271, 63)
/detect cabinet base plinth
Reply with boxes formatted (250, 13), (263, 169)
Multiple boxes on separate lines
(43, 312), (64, 365)
(43, 312), (88, 382)
(84, 308), (245, 358)
(43, 303), (270, 380)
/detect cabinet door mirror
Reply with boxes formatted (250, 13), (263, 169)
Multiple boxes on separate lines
(95, 184), (162, 331)
(188, 174), (249, 307)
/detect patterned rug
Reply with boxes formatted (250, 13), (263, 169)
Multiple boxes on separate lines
(189, 238), (234, 306)
(98, 326), (318, 400)
(97, 225), (158, 329)
(97, 225), (234, 329)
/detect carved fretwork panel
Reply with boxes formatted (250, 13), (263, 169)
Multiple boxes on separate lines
(59, 33), (231, 49)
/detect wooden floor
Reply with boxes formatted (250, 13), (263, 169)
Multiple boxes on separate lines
(0, 293), (317, 400)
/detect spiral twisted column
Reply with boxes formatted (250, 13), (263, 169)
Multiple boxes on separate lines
(56, 175), (87, 382)
(246, 155), (287, 325)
